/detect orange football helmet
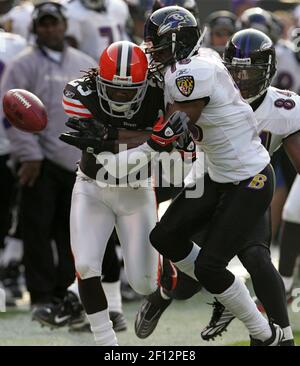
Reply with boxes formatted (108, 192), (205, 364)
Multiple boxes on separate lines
(96, 40), (149, 119)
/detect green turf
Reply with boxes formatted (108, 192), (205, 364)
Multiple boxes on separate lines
(1, 290), (299, 346)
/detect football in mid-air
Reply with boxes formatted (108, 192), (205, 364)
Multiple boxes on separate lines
(3, 89), (48, 132)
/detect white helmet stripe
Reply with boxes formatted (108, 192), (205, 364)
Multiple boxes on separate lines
(120, 41), (130, 77)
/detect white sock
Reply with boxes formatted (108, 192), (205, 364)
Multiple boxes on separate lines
(87, 309), (118, 346)
(214, 277), (271, 341)
(160, 287), (171, 300)
(1, 237), (23, 266)
(281, 276), (293, 293)
(68, 279), (80, 299)
(173, 242), (200, 281)
(283, 326), (294, 341)
(102, 281), (122, 313)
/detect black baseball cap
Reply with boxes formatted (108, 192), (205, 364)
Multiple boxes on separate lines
(33, 2), (66, 24)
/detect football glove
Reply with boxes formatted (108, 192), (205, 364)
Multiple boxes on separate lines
(147, 111), (190, 152)
(65, 117), (118, 140)
(176, 129), (197, 163)
(59, 118), (117, 154)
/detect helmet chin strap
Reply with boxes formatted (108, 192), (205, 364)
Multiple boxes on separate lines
(246, 55), (273, 104)
(245, 88), (267, 104)
(111, 102), (130, 113)
(187, 26), (207, 59)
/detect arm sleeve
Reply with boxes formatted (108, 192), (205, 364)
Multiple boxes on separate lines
(94, 142), (160, 179)
(62, 83), (93, 118)
(1, 58), (44, 162)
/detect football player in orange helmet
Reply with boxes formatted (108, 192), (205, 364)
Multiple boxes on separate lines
(57, 40), (191, 345)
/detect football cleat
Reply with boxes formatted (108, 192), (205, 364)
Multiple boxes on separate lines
(135, 287), (172, 339)
(69, 311), (127, 333)
(201, 298), (235, 341)
(32, 291), (84, 329)
(68, 312), (90, 332)
(250, 322), (284, 346)
(280, 339), (295, 346)
(110, 311), (127, 332)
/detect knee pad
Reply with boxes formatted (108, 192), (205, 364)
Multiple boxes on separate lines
(75, 261), (101, 280)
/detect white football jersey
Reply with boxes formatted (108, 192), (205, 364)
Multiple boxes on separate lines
(65, 0), (129, 61)
(0, 32), (27, 70)
(2, 1), (34, 40)
(164, 53), (270, 183)
(273, 42), (300, 95)
(255, 86), (300, 155)
(0, 32), (27, 156)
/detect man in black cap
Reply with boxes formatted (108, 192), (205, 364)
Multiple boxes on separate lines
(204, 10), (237, 55)
(1, 1), (97, 308)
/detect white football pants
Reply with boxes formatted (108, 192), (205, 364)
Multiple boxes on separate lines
(282, 174), (300, 224)
(70, 169), (159, 295)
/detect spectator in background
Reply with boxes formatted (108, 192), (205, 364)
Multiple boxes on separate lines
(2, 0), (34, 40)
(273, 10), (294, 41)
(64, 0), (130, 61)
(231, 0), (259, 17)
(0, 0), (15, 27)
(0, 31), (27, 306)
(0, 1), (97, 308)
(204, 10), (237, 55)
(0, 31), (26, 252)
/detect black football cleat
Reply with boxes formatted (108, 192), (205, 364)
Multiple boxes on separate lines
(69, 311), (127, 333)
(250, 322), (284, 346)
(280, 339), (295, 346)
(135, 287), (172, 339)
(110, 311), (127, 332)
(201, 298), (235, 341)
(32, 291), (84, 329)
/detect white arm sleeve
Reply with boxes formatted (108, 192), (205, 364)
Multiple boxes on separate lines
(94, 142), (159, 180)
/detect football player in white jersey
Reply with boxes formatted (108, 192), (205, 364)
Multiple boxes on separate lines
(237, 8), (298, 252)
(273, 31), (300, 94)
(196, 29), (300, 344)
(238, 8), (300, 95)
(64, 0), (130, 61)
(137, 6), (284, 346)
(0, 31), (27, 75)
(135, 26), (296, 346)
(279, 173), (300, 298)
